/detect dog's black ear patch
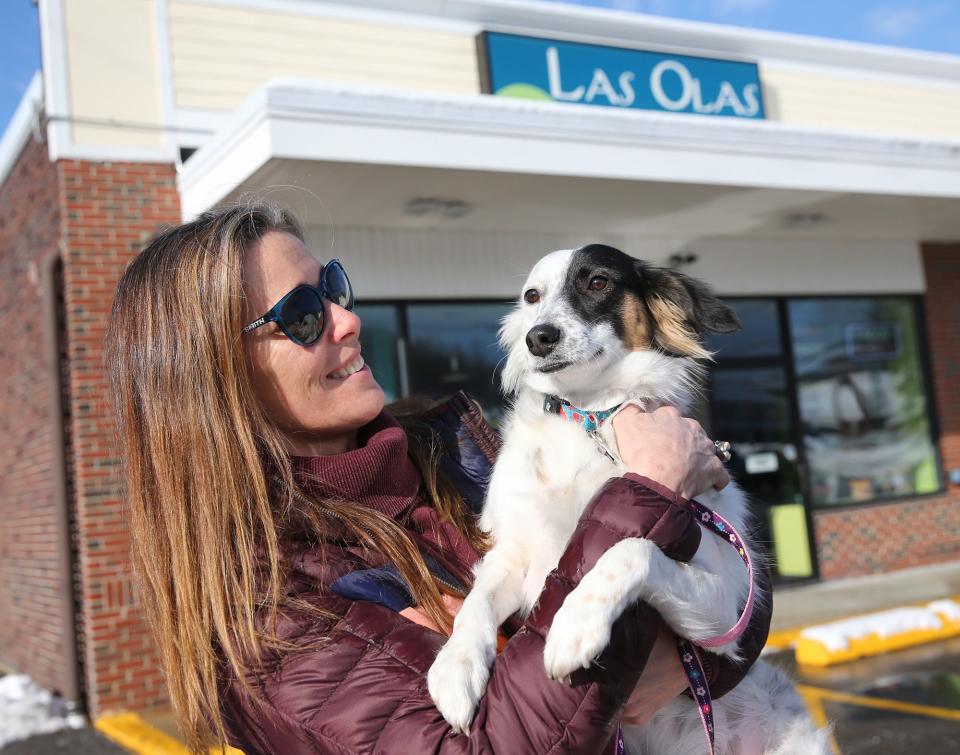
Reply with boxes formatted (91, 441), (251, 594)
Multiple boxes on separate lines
(677, 274), (741, 335)
(632, 262), (740, 358)
(638, 262), (740, 335)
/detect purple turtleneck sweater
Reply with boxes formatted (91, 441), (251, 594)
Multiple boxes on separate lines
(289, 411), (482, 587)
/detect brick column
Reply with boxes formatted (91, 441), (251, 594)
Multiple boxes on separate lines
(0, 138), (77, 699)
(811, 244), (960, 579)
(922, 244), (960, 477)
(58, 160), (181, 715)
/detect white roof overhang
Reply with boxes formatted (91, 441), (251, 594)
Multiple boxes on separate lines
(179, 79), (960, 220)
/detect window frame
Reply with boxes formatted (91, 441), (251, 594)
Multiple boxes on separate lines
(355, 296), (514, 411)
(729, 293), (944, 511)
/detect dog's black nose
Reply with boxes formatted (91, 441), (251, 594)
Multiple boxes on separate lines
(526, 324), (561, 357)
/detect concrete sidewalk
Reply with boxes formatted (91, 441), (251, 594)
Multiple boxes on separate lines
(771, 561), (960, 632)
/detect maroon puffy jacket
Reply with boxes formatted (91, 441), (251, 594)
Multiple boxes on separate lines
(220, 393), (771, 754)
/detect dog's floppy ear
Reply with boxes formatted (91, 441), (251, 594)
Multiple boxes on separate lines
(636, 262), (740, 359)
(498, 306), (527, 395)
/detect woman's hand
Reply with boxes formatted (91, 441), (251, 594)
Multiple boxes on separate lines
(621, 624), (688, 726)
(612, 404), (729, 499)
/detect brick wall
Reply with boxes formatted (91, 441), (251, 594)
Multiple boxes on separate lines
(0, 138), (76, 697)
(812, 244), (960, 579)
(922, 244), (960, 476)
(59, 160), (180, 715)
(814, 497), (960, 579)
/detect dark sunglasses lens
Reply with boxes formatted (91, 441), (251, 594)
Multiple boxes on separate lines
(323, 261), (354, 310)
(280, 288), (324, 344)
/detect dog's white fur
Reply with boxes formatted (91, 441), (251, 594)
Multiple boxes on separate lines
(427, 249), (828, 754)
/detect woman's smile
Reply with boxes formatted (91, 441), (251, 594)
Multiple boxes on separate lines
(327, 354), (369, 381)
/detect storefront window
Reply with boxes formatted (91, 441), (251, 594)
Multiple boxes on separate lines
(355, 304), (402, 402)
(706, 298), (814, 581)
(788, 298), (939, 506)
(704, 298), (781, 359)
(710, 366), (810, 578)
(405, 303), (512, 423)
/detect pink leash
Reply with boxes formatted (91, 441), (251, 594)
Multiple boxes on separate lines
(615, 499), (755, 755)
(687, 500), (756, 648)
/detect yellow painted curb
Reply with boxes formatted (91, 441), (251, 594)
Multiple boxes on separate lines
(795, 599), (960, 667)
(96, 713), (190, 754)
(764, 594), (960, 660)
(796, 621), (960, 667)
(96, 712), (244, 755)
(765, 628), (802, 652)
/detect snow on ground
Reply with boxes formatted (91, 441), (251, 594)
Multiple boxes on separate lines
(929, 598), (960, 622)
(799, 599), (960, 652)
(0, 674), (85, 748)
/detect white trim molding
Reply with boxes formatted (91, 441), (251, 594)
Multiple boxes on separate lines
(0, 72), (44, 190)
(37, 0), (71, 162)
(178, 78), (960, 218)
(153, 0), (179, 157)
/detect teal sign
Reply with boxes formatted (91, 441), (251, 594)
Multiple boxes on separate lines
(480, 32), (764, 120)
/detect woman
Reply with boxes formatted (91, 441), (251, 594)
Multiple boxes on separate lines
(106, 202), (770, 753)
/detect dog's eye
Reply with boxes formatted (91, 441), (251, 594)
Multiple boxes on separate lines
(523, 289), (541, 304)
(588, 275), (608, 292)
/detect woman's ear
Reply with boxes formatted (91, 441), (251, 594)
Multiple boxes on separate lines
(498, 306), (527, 395)
(635, 261), (741, 358)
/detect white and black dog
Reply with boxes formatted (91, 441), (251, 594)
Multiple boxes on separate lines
(427, 244), (829, 754)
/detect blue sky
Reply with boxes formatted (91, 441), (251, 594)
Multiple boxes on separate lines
(1, 0), (958, 137)
(550, 0), (960, 51)
(1, 1), (41, 135)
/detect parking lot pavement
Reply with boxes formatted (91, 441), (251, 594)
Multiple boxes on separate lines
(768, 635), (960, 754)
(0, 729), (128, 755)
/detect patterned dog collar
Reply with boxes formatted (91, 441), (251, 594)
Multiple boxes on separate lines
(543, 394), (622, 433)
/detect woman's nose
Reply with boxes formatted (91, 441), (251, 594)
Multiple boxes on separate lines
(326, 301), (361, 343)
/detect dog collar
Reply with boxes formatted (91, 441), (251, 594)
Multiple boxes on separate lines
(543, 394), (622, 433)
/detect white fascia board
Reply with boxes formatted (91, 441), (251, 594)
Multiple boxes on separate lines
(38, 0), (71, 162)
(281, 0), (960, 85)
(178, 87), (276, 215)
(0, 72), (44, 190)
(178, 79), (960, 217)
(153, 0), (178, 157)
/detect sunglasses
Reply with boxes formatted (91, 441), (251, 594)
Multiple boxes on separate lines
(241, 259), (354, 346)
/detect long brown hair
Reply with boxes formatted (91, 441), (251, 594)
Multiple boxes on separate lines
(106, 202), (487, 752)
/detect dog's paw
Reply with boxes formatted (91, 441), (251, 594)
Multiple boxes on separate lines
(543, 593), (614, 681)
(427, 637), (495, 735)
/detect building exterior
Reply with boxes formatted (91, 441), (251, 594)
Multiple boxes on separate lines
(1, 0), (958, 719)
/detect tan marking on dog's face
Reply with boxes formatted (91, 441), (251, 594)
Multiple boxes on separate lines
(619, 292), (654, 351)
(647, 295), (711, 359)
